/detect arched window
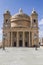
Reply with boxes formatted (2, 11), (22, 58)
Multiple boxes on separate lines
(33, 19), (36, 23)
(6, 19), (8, 23)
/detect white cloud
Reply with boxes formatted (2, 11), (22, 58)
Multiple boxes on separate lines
(38, 18), (43, 37)
(39, 30), (43, 37)
(0, 29), (2, 41)
(0, 29), (2, 35)
(39, 19), (43, 25)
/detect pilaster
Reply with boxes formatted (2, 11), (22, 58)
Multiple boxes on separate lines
(32, 32), (34, 46)
(23, 32), (25, 47)
(29, 32), (30, 47)
(11, 32), (13, 47)
(17, 32), (19, 47)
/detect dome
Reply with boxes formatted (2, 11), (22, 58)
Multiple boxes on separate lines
(11, 13), (29, 19)
(11, 8), (30, 21)
(4, 10), (10, 14)
(31, 8), (38, 15)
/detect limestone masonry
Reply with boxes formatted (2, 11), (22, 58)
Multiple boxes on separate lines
(2, 8), (39, 47)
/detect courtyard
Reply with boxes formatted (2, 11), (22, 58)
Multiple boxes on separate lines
(0, 47), (43, 65)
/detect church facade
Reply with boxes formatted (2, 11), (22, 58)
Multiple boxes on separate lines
(2, 8), (39, 47)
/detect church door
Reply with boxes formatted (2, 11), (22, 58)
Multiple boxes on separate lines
(25, 42), (28, 47)
(19, 40), (22, 47)
(14, 42), (16, 47)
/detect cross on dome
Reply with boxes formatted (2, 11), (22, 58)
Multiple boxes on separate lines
(33, 8), (35, 11)
(19, 8), (23, 13)
(32, 8), (36, 13)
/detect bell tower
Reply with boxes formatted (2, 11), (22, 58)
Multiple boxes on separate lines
(30, 8), (39, 46)
(3, 10), (11, 47)
(31, 8), (38, 28)
(3, 10), (11, 28)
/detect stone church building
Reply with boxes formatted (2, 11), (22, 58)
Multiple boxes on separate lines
(2, 8), (39, 47)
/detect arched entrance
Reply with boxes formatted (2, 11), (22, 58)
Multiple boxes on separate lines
(13, 42), (16, 47)
(25, 42), (28, 47)
(19, 40), (23, 47)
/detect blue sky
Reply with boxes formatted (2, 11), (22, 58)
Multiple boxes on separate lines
(0, 0), (43, 41)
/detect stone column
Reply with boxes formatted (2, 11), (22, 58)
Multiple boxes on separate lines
(17, 32), (19, 47)
(11, 32), (13, 47)
(8, 32), (10, 47)
(23, 32), (25, 47)
(32, 32), (33, 46)
(29, 32), (30, 47)
(31, 18), (32, 27)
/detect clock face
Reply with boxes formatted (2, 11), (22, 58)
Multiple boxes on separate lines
(34, 24), (36, 27)
(5, 24), (8, 27)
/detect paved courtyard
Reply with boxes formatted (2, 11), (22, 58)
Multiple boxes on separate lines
(0, 47), (43, 65)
